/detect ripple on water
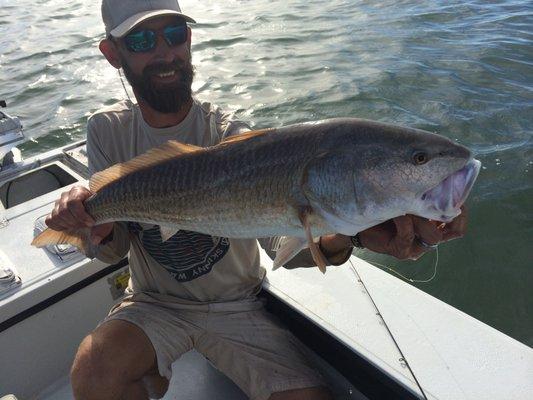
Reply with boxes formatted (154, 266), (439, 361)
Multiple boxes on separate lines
(11, 49), (71, 63)
(193, 37), (247, 51)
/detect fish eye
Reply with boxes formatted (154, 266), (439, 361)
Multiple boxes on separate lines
(412, 151), (429, 165)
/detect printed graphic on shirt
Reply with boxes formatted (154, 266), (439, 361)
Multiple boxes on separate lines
(129, 223), (230, 282)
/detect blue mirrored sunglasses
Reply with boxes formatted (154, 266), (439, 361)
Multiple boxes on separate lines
(123, 24), (188, 53)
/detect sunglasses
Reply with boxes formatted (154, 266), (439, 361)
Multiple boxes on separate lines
(123, 24), (188, 53)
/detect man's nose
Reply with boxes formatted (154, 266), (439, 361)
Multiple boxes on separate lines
(152, 35), (177, 62)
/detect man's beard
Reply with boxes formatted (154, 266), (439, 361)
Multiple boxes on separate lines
(120, 55), (195, 114)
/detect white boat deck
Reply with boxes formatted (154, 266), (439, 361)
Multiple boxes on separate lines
(263, 255), (533, 400)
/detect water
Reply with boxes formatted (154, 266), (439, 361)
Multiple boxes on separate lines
(1, 0), (531, 347)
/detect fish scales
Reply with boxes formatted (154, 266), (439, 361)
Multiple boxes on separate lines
(84, 125), (334, 237)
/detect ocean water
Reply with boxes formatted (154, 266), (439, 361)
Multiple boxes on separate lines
(1, 0), (531, 346)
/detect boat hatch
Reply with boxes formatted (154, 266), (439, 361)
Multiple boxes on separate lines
(0, 163), (78, 209)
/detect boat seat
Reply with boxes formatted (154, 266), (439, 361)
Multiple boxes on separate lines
(163, 350), (248, 400)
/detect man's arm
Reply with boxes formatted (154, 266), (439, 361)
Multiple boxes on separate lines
(259, 209), (468, 270)
(320, 207), (469, 262)
(44, 116), (131, 264)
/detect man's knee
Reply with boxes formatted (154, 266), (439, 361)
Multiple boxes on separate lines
(70, 319), (160, 397)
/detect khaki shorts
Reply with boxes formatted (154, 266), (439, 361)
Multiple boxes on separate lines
(102, 297), (326, 400)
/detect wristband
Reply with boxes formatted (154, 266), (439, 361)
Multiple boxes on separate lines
(350, 233), (364, 249)
(99, 229), (114, 245)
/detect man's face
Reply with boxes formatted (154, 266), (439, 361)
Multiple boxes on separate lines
(114, 15), (194, 114)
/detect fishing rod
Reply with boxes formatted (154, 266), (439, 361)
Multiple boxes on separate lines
(348, 258), (429, 400)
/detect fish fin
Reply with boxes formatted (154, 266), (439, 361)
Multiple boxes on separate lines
(31, 227), (95, 257)
(89, 140), (202, 193)
(272, 236), (308, 270)
(220, 128), (273, 145)
(299, 207), (328, 274)
(159, 226), (179, 242)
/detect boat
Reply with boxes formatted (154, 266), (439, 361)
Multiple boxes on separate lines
(0, 101), (26, 170)
(0, 124), (531, 399)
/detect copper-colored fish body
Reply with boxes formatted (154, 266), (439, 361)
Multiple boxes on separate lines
(33, 118), (480, 270)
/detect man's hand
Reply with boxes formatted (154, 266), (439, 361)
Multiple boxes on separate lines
(45, 185), (113, 245)
(359, 206), (468, 260)
(319, 206), (468, 261)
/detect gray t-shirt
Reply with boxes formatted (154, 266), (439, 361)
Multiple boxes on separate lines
(86, 98), (328, 305)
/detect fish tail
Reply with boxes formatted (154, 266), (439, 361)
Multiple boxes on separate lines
(31, 227), (93, 256)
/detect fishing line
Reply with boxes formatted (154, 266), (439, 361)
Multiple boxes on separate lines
(348, 259), (429, 400)
(118, 69), (133, 102)
(368, 247), (439, 284)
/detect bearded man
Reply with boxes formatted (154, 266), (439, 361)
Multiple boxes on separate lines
(44, 1), (468, 399)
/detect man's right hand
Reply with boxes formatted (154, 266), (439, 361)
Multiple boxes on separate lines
(358, 207), (468, 260)
(45, 185), (113, 245)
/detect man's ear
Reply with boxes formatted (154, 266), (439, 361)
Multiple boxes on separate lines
(99, 39), (122, 69)
(187, 26), (192, 51)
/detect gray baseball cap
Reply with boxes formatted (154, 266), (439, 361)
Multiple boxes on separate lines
(102, 0), (196, 38)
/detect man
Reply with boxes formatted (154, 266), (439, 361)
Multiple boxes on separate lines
(45, 1), (468, 399)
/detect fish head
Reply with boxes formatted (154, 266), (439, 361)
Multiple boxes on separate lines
(352, 128), (480, 223)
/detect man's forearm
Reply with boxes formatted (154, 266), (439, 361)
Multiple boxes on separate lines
(94, 222), (131, 264)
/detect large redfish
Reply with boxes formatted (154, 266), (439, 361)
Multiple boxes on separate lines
(32, 118), (481, 272)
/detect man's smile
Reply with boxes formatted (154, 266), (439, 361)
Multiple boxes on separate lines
(157, 71), (176, 78)
(151, 69), (180, 84)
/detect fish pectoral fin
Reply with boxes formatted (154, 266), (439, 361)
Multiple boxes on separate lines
(90, 140), (203, 193)
(159, 226), (180, 242)
(299, 207), (328, 274)
(272, 236), (308, 270)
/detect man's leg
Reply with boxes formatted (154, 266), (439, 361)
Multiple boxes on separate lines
(70, 319), (169, 400)
(196, 303), (331, 400)
(269, 386), (333, 400)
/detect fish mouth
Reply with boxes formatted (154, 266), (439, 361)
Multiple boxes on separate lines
(422, 159), (481, 221)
